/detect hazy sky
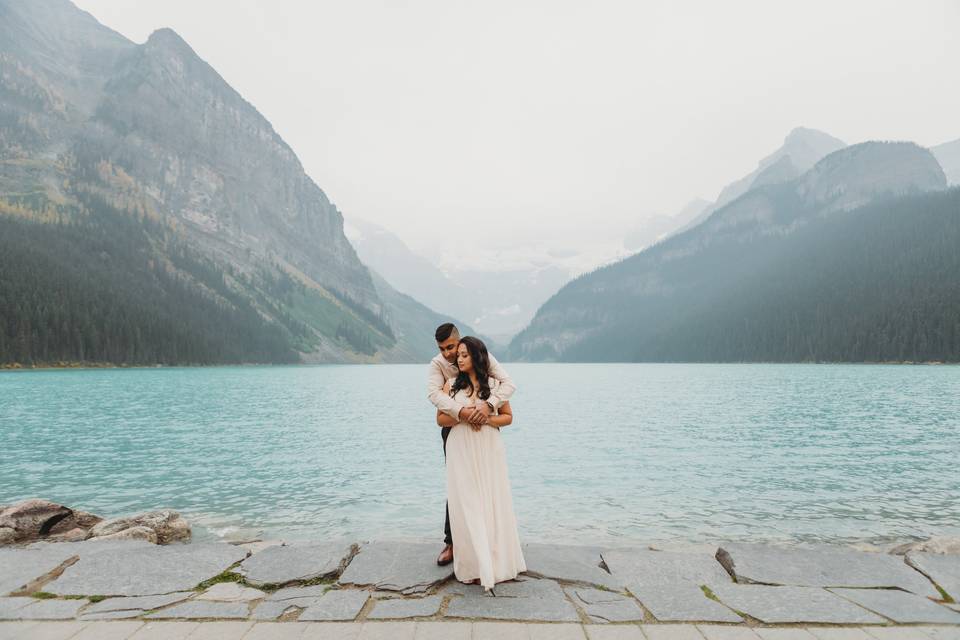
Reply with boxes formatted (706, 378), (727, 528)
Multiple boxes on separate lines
(75, 0), (960, 267)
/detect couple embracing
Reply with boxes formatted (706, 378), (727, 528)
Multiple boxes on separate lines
(426, 323), (526, 593)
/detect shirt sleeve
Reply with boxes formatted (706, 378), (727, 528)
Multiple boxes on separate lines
(486, 353), (516, 409)
(427, 359), (462, 420)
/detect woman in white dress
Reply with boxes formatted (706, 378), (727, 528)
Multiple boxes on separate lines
(436, 336), (526, 592)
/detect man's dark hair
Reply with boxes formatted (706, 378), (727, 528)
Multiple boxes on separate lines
(435, 322), (458, 342)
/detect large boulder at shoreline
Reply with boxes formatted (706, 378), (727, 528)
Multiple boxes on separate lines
(88, 509), (190, 544)
(891, 536), (960, 555)
(0, 499), (101, 544)
(0, 500), (190, 546)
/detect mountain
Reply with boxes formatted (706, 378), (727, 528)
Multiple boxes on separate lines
(932, 137), (960, 185)
(509, 142), (954, 362)
(623, 198), (711, 252)
(0, 0), (466, 365)
(345, 217), (477, 327)
(346, 218), (571, 345)
(676, 127), (847, 234)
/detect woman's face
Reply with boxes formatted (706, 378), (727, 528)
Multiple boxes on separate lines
(456, 343), (473, 373)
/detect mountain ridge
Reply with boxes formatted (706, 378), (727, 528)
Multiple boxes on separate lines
(509, 141), (952, 362)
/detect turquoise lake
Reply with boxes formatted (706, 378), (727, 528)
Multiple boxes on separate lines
(2, 363), (958, 546)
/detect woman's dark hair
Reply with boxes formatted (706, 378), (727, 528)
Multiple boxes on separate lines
(449, 336), (491, 401)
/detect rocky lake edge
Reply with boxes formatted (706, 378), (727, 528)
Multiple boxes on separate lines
(1, 499), (959, 627)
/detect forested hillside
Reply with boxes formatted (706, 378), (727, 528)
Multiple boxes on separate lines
(510, 143), (957, 363)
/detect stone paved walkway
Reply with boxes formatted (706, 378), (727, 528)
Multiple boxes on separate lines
(0, 538), (957, 639)
(2, 621), (960, 640)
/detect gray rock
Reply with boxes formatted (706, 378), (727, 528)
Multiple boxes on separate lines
(829, 587), (960, 623)
(238, 541), (353, 587)
(601, 548), (731, 586)
(267, 584), (330, 601)
(492, 578), (565, 599)
(891, 537), (960, 555)
(0, 528), (16, 545)
(628, 582), (743, 622)
(0, 545), (78, 595)
(522, 543), (621, 588)
(717, 542), (939, 598)
(79, 609), (146, 620)
(88, 525), (158, 544)
(368, 595), (442, 619)
(445, 590), (579, 622)
(89, 510), (190, 544)
(0, 597), (36, 618)
(906, 552), (960, 601)
(707, 583), (885, 623)
(144, 600), (250, 619)
(338, 541), (452, 594)
(46, 542), (247, 596)
(297, 589), (369, 621)
(569, 587), (645, 623)
(195, 582), (265, 601)
(0, 499), (73, 542)
(250, 600), (304, 620)
(82, 591), (194, 614)
(2, 598), (87, 620)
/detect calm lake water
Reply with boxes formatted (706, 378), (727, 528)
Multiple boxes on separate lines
(2, 363), (958, 547)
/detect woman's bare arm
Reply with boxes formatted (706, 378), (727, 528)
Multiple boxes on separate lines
(486, 401), (512, 428)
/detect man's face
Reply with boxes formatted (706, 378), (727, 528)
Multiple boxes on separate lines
(437, 332), (460, 364)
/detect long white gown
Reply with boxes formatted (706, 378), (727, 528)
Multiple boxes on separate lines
(445, 376), (526, 589)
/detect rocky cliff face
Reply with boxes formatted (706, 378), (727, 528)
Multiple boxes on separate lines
(0, 0), (455, 363)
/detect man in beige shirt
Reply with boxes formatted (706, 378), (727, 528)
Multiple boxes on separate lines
(427, 322), (516, 566)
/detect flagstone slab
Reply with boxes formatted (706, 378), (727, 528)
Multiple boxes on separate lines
(297, 590), (369, 621)
(268, 585), (330, 601)
(1, 598), (86, 620)
(337, 542), (452, 594)
(601, 548), (731, 586)
(628, 582), (743, 622)
(915, 627), (960, 640)
(250, 600), (301, 620)
(716, 543), (938, 598)
(195, 582), (265, 602)
(144, 601), (250, 619)
(237, 541), (354, 587)
(0, 546), (78, 595)
(522, 543), (621, 589)
(829, 587), (960, 623)
(569, 586), (645, 623)
(445, 592), (580, 622)
(367, 595), (442, 619)
(0, 598), (35, 618)
(82, 592), (194, 614)
(492, 578), (565, 599)
(706, 583), (885, 624)
(906, 552), (960, 601)
(80, 609), (146, 620)
(45, 543), (247, 596)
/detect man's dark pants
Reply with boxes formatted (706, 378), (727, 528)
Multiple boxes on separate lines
(441, 425), (452, 545)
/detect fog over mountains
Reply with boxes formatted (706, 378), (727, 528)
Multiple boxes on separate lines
(509, 142), (957, 362)
(1, 0), (958, 365)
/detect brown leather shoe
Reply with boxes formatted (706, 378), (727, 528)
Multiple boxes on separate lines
(437, 543), (453, 566)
